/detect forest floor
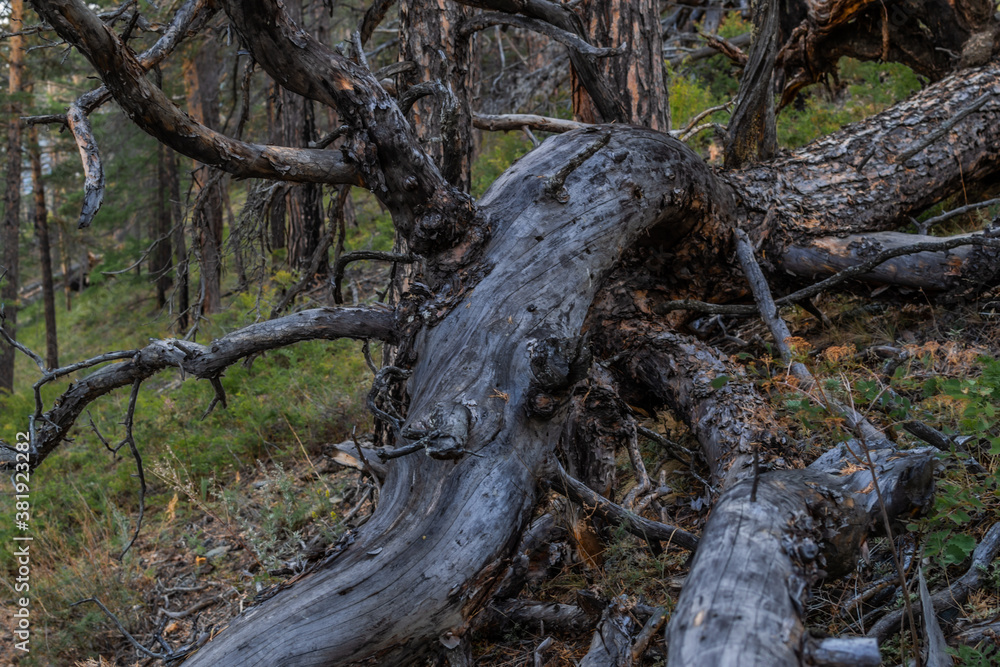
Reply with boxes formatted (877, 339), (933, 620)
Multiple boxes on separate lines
(3, 266), (999, 666)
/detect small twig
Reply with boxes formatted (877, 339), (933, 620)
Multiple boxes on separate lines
(621, 425), (651, 509)
(200, 376), (228, 419)
(897, 92), (993, 165)
(361, 339), (377, 375)
(119, 380), (146, 560)
(353, 426), (382, 496)
(630, 606), (666, 662)
(548, 458), (699, 552)
(309, 125), (350, 149)
(635, 424), (694, 464)
(351, 30), (369, 70)
(916, 196), (1000, 232)
(71, 598), (172, 660)
(459, 12), (626, 60)
(373, 61), (415, 82)
(854, 429), (922, 667)
(546, 131), (612, 202)
(365, 366), (412, 437)
(333, 251), (416, 304)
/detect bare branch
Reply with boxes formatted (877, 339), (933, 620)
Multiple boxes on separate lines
(459, 12), (625, 59)
(0, 306), (398, 472)
(656, 231), (1000, 316)
(28, 0), (361, 186)
(358, 0), (397, 46)
(473, 113), (589, 134)
(333, 251), (417, 304)
(547, 457), (700, 552)
(868, 522), (1000, 643)
(897, 92), (994, 165)
(118, 380), (146, 560)
(66, 104), (104, 228)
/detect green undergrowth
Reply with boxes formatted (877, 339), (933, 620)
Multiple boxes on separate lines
(0, 267), (374, 663)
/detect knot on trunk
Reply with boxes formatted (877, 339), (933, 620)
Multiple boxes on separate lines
(527, 336), (591, 417)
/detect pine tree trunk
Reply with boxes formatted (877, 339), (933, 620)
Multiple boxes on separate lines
(153, 143), (174, 309)
(572, 0), (670, 131)
(182, 39), (224, 315)
(0, 0), (25, 392)
(399, 0), (477, 191)
(28, 125), (58, 369)
(165, 147), (189, 331)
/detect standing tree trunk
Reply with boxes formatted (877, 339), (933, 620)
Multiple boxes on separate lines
(183, 39), (225, 315)
(28, 125), (58, 369)
(572, 0), (670, 131)
(153, 143), (174, 309)
(725, 0), (778, 167)
(400, 0), (478, 191)
(165, 147), (189, 331)
(0, 0), (25, 392)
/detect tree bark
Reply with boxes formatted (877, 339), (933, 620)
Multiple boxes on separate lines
(400, 0), (477, 192)
(28, 125), (58, 369)
(165, 147), (189, 331)
(725, 0), (778, 167)
(1, 0), (25, 393)
(153, 143), (174, 310)
(182, 125), (715, 666)
(18, 3), (1000, 667)
(183, 38), (225, 315)
(571, 0), (670, 131)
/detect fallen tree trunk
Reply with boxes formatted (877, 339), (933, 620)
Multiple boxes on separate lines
(667, 445), (936, 667)
(15, 3), (1000, 664)
(184, 125), (717, 666)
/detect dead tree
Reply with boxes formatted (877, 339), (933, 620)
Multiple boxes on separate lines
(6, 0), (1000, 665)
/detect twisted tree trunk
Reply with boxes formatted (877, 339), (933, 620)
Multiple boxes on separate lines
(14, 2), (1000, 666)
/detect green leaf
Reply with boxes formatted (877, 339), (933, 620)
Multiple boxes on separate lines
(942, 533), (976, 565)
(710, 375), (730, 389)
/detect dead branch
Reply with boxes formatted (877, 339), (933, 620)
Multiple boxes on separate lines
(473, 113), (589, 134)
(358, 0), (397, 45)
(29, 0), (362, 186)
(0, 306), (397, 472)
(333, 251), (417, 304)
(667, 32), (750, 67)
(580, 596), (634, 667)
(118, 380), (146, 559)
(897, 92), (994, 165)
(630, 606), (665, 663)
(547, 457), (699, 552)
(66, 104), (103, 228)
(459, 12), (625, 59)
(868, 522), (1000, 643)
(656, 231), (1000, 317)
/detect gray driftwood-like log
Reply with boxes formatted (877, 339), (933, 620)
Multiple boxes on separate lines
(12, 1), (1000, 665)
(181, 124), (715, 667)
(666, 445), (936, 667)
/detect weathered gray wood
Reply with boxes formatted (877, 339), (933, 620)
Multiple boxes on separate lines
(804, 637), (881, 666)
(581, 596), (635, 667)
(666, 448), (936, 667)
(183, 126), (720, 666)
(868, 522), (1000, 643)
